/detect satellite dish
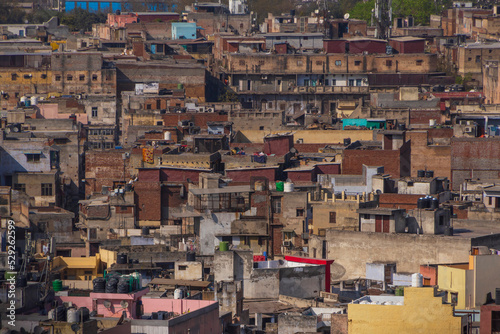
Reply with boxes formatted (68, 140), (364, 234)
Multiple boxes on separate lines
(344, 13), (350, 20)
(120, 300), (129, 308)
(103, 300), (112, 309)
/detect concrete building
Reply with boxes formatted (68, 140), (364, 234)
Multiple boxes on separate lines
(437, 254), (500, 309)
(309, 227), (500, 280)
(348, 287), (467, 334)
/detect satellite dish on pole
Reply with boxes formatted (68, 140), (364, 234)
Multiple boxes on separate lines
(344, 13), (350, 20)
(120, 300), (129, 308)
(103, 300), (112, 309)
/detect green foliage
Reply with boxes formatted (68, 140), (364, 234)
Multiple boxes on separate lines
(350, 0), (375, 23)
(0, 1), (26, 24)
(349, 0), (447, 26)
(57, 8), (107, 32)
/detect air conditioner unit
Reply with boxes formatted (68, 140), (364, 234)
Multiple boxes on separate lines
(207, 107), (215, 113)
(466, 120), (472, 125)
(198, 107), (205, 113)
(283, 241), (292, 247)
(464, 126), (473, 133)
(261, 75), (267, 80)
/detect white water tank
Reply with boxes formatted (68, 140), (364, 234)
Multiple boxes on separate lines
(284, 182), (294, 192)
(30, 96), (38, 106)
(67, 307), (78, 323)
(20, 96), (27, 104)
(164, 131), (171, 141)
(48, 309), (55, 320)
(411, 273), (423, 287)
(429, 119), (436, 127)
(174, 288), (184, 299)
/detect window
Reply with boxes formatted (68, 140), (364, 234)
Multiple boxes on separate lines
(104, 142), (114, 149)
(13, 183), (26, 192)
(91, 107), (98, 117)
(259, 60), (265, 65)
(92, 74), (98, 81)
(356, 79), (362, 86)
(23, 74), (31, 79)
(316, 60), (323, 65)
(41, 183), (53, 196)
(11, 73), (17, 81)
(386, 60), (393, 67)
(335, 60), (341, 66)
(468, 57), (472, 61)
(354, 60), (361, 66)
(79, 75), (85, 81)
(67, 75), (73, 81)
(259, 126), (264, 130)
(296, 208), (304, 217)
(450, 292), (458, 306)
(329, 212), (336, 224)
(55, 75), (61, 81)
(146, 104), (151, 110)
(26, 153), (41, 162)
(325, 79), (329, 86)
(272, 197), (282, 214)
(489, 197), (493, 205)
(331, 79), (336, 86)
(41, 74), (47, 79)
(348, 79), (355, 86)
(416, 60), (423, 66)
(268, 102), (273, 108)
(239, 60), (246, 66)
(178, 265), (187, 271)
(439, 215), (445, 226)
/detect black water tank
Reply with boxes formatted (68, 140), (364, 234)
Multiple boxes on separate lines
(344, 138), (351, 146)
(186, 252), (196, 262)
(76, 307), (90, 322)
(430, 197), (439, 210)
(444, 226), (453, 236)
(417, 197), (426, 209)
(142, 227), (149, 235)
(417, 170), (425, 178)
(425, 170), (434, 178)
(16, 274), (27, 288)
(117, 253), (128, 265)
(290, 9), (296, 16)
(398, 123), (406, 131)
(496, 288), (500, 305)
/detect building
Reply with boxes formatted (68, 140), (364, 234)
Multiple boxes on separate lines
(348, 287), (467, 334)
(437, 254), (500, 309)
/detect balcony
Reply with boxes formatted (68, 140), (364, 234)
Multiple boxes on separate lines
(230, 85), (369, 94)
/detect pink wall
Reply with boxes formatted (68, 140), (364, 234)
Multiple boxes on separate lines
(56, 291), (216, 320)
(141, 298), (215, 314)
(37, 103), (88, 124)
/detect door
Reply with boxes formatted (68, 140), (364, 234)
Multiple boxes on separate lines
(383, 216), (390, 233)
(375, 215), (382, 232)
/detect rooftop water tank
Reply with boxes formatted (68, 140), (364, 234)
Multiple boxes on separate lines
(411, 273), (423, 287)
(284, 181), (294, 193)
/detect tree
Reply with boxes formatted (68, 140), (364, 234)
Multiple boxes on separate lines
(57, 8), (106, 32)
(350, 0), (375, 23)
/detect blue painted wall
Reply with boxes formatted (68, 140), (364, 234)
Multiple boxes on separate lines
(172, 22), (196, 40)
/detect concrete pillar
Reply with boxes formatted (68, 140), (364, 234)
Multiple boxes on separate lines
(255, 313), (263, 330)
(342, 191), (345, 200)
(324, 192), (328, 202)
(332, 193), (336, 203)
(356, 194), (360, 203)
(362, 192), (366, 202)
(308, 192), (311, 202)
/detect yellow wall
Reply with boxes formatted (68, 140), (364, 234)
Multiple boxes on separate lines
(53, 254), (103, 280)
(99, 248), (118, 267)
(236, 129), (374, 144)
(437, 265), (470, 309)
(348, 287), (463, 334)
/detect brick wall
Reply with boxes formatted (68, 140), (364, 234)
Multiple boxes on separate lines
(379, 193), (422, 210)
(451, 137), (500, 190)
(134, 181), (161, 222)
(85, 151), (131, 196)
(342, 149), (401, 177)
(408, 131), (451, 179)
